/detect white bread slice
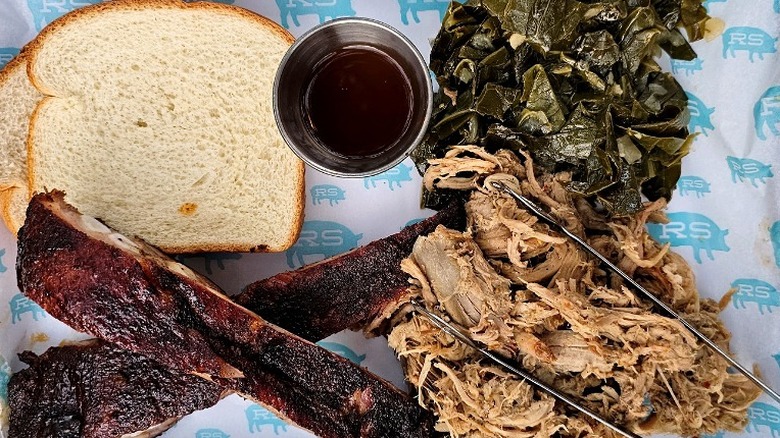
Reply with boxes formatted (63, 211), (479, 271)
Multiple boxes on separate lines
(0, 52), (41, 233)
(0, 52), (39, 190)
(26, 0), (304, 253)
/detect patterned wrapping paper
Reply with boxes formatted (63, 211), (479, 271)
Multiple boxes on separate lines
(0, 0), (778, 437)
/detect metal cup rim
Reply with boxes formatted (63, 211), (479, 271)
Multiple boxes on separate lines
(273, 17), (433, 178)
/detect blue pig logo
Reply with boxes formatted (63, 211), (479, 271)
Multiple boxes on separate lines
(274, 0), (356, 29)
(195, 429), (230, 438)
(285, 221), (363, 268)
(311, 184), (346, 206)
(364, 163), (413, 191)
(246, 404), (288, 435)
(398, 0), (453, 25)
(0, 358), (9, 403)
(402, 218), (426, 230)
(726, 156), (773, 187)
(730, 278), (779, 315)
(685, 92), (715, 137)
(676, 176), (711, 198)
(646, 212), (729, 264)
(773, 352), (780, 370)
(746, 401), (780, 436)
(0, 248), (7, 273)
(671, 58), (703, 76)
(771, 220), (780, 268)
(702, 0), (727, 7)
(27, 0), (101, 31)
(317, 341), (366, 364)
(754, 85), (780, 140)
(722, 27), (778, 62)
(176, 253), (242, 275)
(0, 48), (20, 69)
(10, 293), (47, 324)
(775, 0), (779, 13)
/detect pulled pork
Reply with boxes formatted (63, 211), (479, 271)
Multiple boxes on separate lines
(378, 147), (760, 437)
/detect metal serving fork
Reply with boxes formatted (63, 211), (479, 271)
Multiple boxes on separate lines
(410, 300), (643, 438)
(491, 179), (780, 405)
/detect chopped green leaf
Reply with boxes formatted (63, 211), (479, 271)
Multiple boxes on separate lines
(415, 0), (710, 215)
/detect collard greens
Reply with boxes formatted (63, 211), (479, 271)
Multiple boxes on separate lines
(414, 0), (710, 215)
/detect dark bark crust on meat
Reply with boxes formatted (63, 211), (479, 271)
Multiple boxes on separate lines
(8, 340), (224, 438)
(16, 191), (435, 438)
(236, 202), (466, 342)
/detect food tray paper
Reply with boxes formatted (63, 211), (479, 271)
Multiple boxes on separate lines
(0, 1), (778, 437)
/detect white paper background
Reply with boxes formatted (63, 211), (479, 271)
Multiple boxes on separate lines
(0, 1), (778, 437)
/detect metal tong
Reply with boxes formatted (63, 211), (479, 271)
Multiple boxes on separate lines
(490, 180), (780, 405)
(410, 300), (643, 438)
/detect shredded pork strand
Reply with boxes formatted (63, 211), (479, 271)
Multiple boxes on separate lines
(380, 147), (760, 437)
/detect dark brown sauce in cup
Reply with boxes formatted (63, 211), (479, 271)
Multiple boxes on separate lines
(304, 45), (414, 158)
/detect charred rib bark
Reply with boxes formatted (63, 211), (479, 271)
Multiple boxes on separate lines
(16, 192), (435, 438)
(8, 339), (224, 438)
(236, 202), (465, 342)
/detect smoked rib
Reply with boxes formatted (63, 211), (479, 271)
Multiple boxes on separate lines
(236, 201), (465, 341)
(16, 191), (436, 438)
(8, 340), (225, 438)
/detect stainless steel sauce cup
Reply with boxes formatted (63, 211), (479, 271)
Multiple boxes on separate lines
(273, 17), (433, 177)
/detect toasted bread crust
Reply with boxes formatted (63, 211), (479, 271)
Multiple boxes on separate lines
(0, 189), (13, 235)
(23, 0), (303, 254)
(26, 0), (294, 96)
(0, 187), (26, 236)
(26, 96), (52, 200)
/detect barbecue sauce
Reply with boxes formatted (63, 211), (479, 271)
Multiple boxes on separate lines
(305, 46), (413, 158)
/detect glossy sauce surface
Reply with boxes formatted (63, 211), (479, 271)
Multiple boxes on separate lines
(305, 46), (413, 158)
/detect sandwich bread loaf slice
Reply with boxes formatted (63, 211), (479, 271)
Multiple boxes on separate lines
(26, 0), (304, 252)
(0, 52), (41, 234)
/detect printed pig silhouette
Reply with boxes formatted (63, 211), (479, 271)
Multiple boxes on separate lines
(398, 0), (452, 25)
(685, 92), (715, 136)
(726, 156), (773, 187)
(747, 401), (780, 437)
(364, 163), (413, 191)
(676, 176), (711, 198)
(722, 26), (778, 62)
(671, 58), (703, 76)
(731, 278), (780, 315)
(285, 221), (363, 268)
(310, 184), (346, 206)
(27, 0), (100, 31)
(0, 359), (9, 403)
(317, 341), (366, 364)
(10, 294), (47, 324)
(195, 429), (230, 438)
(646, 212), (729, 264)
(0, 48), (19, 69)
(754, 86), (780, 140)
(402, 218), (426, 230)
(0, 248), (7, 273)
(773, 352), (780, 370)
(275, 0), (356, 29)
(246, 404), (288, 435)
(775, 0), (780, 13)
(771, 221), (780, 268)
(177, 253), (243, 275)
